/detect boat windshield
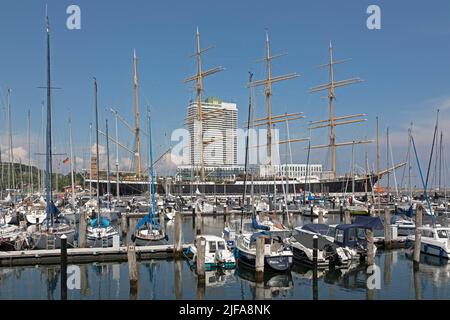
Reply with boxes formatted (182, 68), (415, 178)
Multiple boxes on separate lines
(437, 229), (450, 239)
(218, 241), (226, 250)
(209, 241), (217, 253)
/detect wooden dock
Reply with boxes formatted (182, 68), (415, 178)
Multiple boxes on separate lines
(0, 244), (191, 267)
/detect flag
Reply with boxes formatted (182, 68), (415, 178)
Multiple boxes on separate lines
(63, 157), (70, 164)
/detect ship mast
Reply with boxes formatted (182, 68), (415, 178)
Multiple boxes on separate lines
(184, 28), (224, 181)
(248, 31), (300, 175)
(133, 49), (142, 178)
(309, 42), (372, 177)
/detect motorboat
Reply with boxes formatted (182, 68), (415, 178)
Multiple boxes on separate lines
(235, 231), (293, 272)
(407, 225), (450, 259)
(86, 217), (119, 248)
(287, 224), (351, 268)
(184, 235), (236, 270)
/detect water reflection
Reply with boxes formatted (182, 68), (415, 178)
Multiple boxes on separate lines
(236, 264), (294, 300)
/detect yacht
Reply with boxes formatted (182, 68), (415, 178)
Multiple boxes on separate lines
(407, 225), (450, 259)
(185, 235), (236, 270)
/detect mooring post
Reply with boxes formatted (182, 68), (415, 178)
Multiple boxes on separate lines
(384, 207), (392, 249)
(192, 207), (196, 229)
(173, 211), (183, 259)
(255, 236), (265, 282)
(413, 205), (423, 271)
(159, 210), (166, 237)
(313, 234), (318, 268)
(318, 210), (324, 224)
(174, 258), (182, 300)
(310, 205), (314, 222)
(60, 234), (67, 301)
(121, 213), (128, 235)
(340, 202), (344, 222)
(196, 236), (206, 284)
(223, 204), (227, 223)
(196, 210), (202, 236)
(127, 245), (139, 292)
(367, 228), (374, 266)
(394, 202), (398, 215)
(79, 210), (87, 248)
(344, 209), (351, 224)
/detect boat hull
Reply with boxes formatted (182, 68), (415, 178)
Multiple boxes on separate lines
(235, 248), (292, 272)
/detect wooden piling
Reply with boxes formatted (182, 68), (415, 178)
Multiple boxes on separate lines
(173, 211), (183, 259)
(255, 236), (265, 282)
(413, 205), (423, 271)
(384, 207), (392, 249)
(60, 234), (67, 301)
(78, 210), (87, 248)
(312, 234), (318, 268)
(159, 211), (166, 237)
(196, 236), (206, 284)
(174, 258), (182, 300)
(367, 229), (374, 266)
(318, 210), (324, 224)
(344, 209), (351, 224)
(340, 203), (344, 222)
(127, 245), (139, 292)
(121, 214), (128, 236)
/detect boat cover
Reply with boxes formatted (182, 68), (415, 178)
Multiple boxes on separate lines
(90, 217), (110, 228)
(353, 216), (384, 230)
(301, 224), (329, 235)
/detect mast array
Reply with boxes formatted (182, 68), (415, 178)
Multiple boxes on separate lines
(309, 42), (372, 177)
(184, 28), (224, 181)
(133, 49), (142, 178)
(248, 31), (300, 175)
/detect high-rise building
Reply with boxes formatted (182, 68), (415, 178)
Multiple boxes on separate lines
(186, 97), (237, 166)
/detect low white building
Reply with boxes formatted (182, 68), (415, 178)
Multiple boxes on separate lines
(259, 164), (322, 179)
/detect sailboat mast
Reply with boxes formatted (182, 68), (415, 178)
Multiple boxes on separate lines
(114, 111), (120, 199)
(28, 109), (33, 194)
(133, 49), (142, 178)
(105, 114), (111, 206)
(148, 109), (156, 218)
(7, 88), (13, 191)
(93, 78), (101, 225)
(45, 14), (53, 227)
(69, 112), (76, 206)
(265, 32), (273, 168)
(89, 122), (92, 199)
(328, 42), (336, 176)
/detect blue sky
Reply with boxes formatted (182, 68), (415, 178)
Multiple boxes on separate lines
(0, 0), (449, 186)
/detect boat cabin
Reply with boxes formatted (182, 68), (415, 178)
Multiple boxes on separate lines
(194, 235), (227, 255)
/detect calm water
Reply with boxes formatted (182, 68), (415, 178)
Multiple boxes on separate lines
(1, 214), (450, 300)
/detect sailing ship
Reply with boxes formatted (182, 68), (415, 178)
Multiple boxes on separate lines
(30, 13), (75, 250)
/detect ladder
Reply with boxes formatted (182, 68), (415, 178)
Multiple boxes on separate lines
(101, 237), (109, 248)
(47, 237), (56, 250)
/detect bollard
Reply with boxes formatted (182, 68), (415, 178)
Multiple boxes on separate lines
(344, 209), (351, 224)
(255, 236), (265, 282)
(318, 210), (324, 224)
(79, 211), (87, 248)
(60, 234), (67, 300)
(173, 211), (183, 259)
(127, 245), (139, 292)
(366, 229), (374, 266)
(196, 237), (206, 284)
(312, 234), (318, 267)
(413, 206), (423, 271)
(384, 207), (392, 249)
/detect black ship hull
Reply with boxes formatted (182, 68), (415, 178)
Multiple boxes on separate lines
(90, 175), (379, 196)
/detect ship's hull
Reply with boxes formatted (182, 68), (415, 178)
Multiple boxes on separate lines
(89, 175), (378, 196)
